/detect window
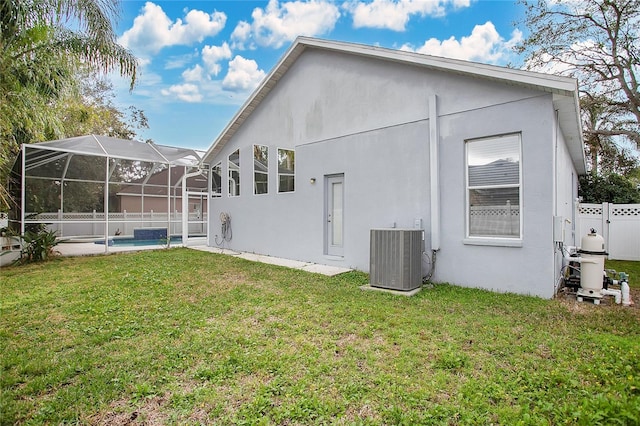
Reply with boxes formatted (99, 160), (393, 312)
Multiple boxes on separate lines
(228, 149), (240, 197)
(277, 148), (295, 193)
(466, 133), (521, 239)
(211, 162), (222, 197)
(253, 145), (268, 195)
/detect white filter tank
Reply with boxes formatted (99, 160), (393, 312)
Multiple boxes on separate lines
(579, 229), (607, 293)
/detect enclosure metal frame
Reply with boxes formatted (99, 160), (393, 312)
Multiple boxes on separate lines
(14, 135), (206, 253)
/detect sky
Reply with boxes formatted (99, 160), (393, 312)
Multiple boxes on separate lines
(112, 0), (528, 151)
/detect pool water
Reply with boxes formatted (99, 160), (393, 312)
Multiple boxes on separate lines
(95, 236), (183, 246)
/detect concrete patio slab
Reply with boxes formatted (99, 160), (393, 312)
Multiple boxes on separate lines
(189, 245), (352, 277)
(53, 241), (352, 277)
(301, 263), (353, 276)
(55, 241), (352, 277)
(56, 241), (169, 257)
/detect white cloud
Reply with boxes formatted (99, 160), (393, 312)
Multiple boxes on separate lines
(231, 0), (340, 49)
(230, 21), (253, 50)
(402, 22), (522, 64)
(222, 56), (267, 92)
(119, 2), (226, 55)
(202, 43), (232, 76)
(164, 51), (199, 70)
(161, 83), (203, 103)
(182, 65), (209, 83)
(344, 0), (470, 31)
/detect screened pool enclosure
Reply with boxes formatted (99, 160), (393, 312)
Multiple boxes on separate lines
(10, 135), (209, 249)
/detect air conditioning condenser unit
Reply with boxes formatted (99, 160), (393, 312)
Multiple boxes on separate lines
(370, 229), (422, 291)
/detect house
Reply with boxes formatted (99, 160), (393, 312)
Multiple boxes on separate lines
(201, 37), (585, 298)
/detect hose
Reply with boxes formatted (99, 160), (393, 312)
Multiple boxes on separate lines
(422, 249), (437, 284)
(214, 212), (232, 246)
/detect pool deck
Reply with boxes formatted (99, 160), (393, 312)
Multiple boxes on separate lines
(56, 238), (352, 277)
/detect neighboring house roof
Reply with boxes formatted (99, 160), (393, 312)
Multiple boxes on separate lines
(469, 159), (520, 187)
(117, 166), (208, 196)
(202, 37), (586, 174)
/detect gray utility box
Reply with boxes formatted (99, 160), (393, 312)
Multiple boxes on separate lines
(370, 229), (423, 291)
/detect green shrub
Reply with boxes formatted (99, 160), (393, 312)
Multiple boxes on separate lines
(20, 228), (59, 263)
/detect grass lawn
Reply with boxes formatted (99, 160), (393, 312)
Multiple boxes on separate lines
(1, 249), (639, 425)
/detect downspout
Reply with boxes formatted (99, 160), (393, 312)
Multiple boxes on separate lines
(553, 109), (559, 293)
(429, 94), (440, 251)
(554, 109), (559, 219)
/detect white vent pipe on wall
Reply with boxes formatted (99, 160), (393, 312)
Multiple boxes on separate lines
(428, 94), (440, 251)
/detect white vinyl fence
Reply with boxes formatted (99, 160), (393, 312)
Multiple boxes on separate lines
(32, 210), (207, 238)
(469, 204), (519, 237)
(576, 203), (640, 261)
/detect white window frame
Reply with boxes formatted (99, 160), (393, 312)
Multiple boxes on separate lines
(253, 144), (269, 196)
(228, 149), (240, 197)
(464, 133), (523, 247)
(211, 161), (222, 198)
(277, 148), (295, 194)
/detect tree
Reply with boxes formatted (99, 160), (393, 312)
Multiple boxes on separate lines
(582, 95), (639, 175)
(58, 70), (148, 140)
(15, 70), (151, 216)
(517, 0), (640, 172)
(0, 0), (138, 210)
(579, 172), (640, 203)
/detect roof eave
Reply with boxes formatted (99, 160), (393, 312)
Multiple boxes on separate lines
(553, 90), (587, 175)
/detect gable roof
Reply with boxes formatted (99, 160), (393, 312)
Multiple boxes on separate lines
(202, 37), (585, 174)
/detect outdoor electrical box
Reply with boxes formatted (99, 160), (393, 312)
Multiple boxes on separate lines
(370, 229), (422, 291)
(553, 216), (565, 243)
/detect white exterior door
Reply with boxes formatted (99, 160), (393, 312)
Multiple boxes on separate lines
(325, 174), (344, 256)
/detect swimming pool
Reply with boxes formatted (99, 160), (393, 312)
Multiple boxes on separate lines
(94, 236), (183, 246)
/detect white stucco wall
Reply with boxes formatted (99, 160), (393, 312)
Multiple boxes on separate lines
(434, 94), (558, 298)
(207, 48), (577, 298)
(552, 110), (580, 294)
(553, 112), (579, 245)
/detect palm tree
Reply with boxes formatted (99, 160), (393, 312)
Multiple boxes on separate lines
(0, 0), (138, 210)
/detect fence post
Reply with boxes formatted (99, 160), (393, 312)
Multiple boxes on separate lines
(601, 202), (610, 254)
(58, 209), (63, 237)
(574, 200), (580, 245)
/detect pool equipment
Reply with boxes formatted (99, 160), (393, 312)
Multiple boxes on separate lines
(562, 229), (632, 306)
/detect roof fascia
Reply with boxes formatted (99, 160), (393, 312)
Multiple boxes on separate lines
(553, 91), (587, 175)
